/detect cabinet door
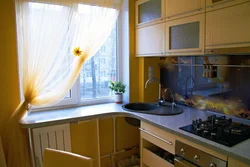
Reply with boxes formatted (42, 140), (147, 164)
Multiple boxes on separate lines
(165, 0), (205, 20)
(165, 14), (205, 56)
(136, 23), (165, 56)
(228, 157), (250, 167)
(136, 0), (164, 27)
(206, 2), (250, 49)
(206, 0), (249, 12)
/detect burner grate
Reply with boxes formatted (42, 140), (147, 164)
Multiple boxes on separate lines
(180, 115), (250, 147)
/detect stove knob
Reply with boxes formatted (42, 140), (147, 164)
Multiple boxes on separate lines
(210, 163), (217, 167)
(180, 148), (185, 155)
(194, 155), (200, 162)
(211, 132), (217, 140)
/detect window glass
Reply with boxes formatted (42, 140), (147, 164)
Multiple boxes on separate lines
(80, 26), (117, 100)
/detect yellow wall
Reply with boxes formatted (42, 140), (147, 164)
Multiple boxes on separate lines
(0, 0), (160, 166)
(129, 0), (161, 103)
(0, 0), (20, 153)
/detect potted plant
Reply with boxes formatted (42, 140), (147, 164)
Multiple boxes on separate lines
(109, 81), (126, 104)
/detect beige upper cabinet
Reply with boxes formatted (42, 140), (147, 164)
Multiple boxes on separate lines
(136, 0), (164, 27)
(165, 0), (205, 21)
(206, 1), (250, 50)
(165, 14), (205, 56)
(206, 0), (250, 12)
(136, 23), (165, 56)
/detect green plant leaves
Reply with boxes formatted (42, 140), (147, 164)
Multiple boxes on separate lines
(109, 80), (126, 93)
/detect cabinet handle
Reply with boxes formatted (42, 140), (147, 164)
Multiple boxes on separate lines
(139, 128), (173, 145)
(165, 50), (202, 54)
(165, 8), (202, 19)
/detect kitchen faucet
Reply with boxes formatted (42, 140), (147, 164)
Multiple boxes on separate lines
(164, 88), (176, 108)
(185, 75), (195, 98)
(145, 77), (162, 105)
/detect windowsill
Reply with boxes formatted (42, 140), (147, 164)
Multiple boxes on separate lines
(21, 102), (125, 128)
(30, 98), (115, 112)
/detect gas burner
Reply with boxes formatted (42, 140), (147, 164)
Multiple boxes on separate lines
(223, 124), (250, 135)
(200, 122), (213, 130)
(214, 116), (232, 126)
(180, 115), (250, 147)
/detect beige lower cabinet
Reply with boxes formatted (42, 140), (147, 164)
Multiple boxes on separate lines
(206, 1), (250, 49)
(228, 157), (250, 167)
(140, 122), (175, 167)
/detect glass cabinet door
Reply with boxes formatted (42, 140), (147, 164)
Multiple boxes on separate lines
(165, 14), (205, 55)
(169, 22), (200, 50)
(136, 0), (162, 26)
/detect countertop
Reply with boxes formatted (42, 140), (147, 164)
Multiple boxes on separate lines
(20, 103), (250, 165)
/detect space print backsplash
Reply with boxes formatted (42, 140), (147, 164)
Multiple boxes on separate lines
(160, 55), (250, 120)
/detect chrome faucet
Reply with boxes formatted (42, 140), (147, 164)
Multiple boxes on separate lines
(164, 88), (176, 108)
(185, 75), (195, 98)
(145, 77), (162, 104)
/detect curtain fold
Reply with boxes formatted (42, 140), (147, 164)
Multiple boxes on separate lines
(5, 0), (123, 166)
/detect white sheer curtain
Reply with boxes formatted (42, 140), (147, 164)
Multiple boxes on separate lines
(4, 0), (123, 166)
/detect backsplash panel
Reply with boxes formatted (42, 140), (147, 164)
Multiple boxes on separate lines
(160, 56), (250, 120)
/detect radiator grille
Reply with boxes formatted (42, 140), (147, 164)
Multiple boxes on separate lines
(32, 124), (71, 167)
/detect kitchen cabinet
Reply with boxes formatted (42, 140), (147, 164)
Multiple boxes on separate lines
(136, 23), (165, 56)
(165, 0), (205, 21)
(165, 14), (205, 55)
(140, 122), (175, 167)
(30, 117), (139, 167)
(206, 0), (250, 12)
(228, 157), (250, 167)
(206, 1), (250, 50)
(136, 0), (164, 27)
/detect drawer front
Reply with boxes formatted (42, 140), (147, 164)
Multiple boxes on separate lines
(143, 148), (174, 167)
(140, 122), (175, 154)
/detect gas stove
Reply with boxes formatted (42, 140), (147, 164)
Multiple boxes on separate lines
(180, 115), (250, 147)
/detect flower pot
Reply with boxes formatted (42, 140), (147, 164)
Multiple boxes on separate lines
(114, 93), (123, 104)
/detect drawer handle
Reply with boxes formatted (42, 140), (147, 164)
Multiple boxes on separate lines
(139, 128), (173, 145)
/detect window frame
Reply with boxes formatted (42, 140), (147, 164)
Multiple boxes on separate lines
(19, 2), (121, 112)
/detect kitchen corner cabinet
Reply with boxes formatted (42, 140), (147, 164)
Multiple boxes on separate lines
(136, 23), (165, 57)
(206, 1), (250, 50)
(165, 0), (205, 21)
(165, 14), (205, 56)
(228, 157), (250, 167)
(136, 0), (164, 27)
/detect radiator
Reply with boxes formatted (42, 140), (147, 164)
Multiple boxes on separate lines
(32, 124), (71, 167)
(0, 136), (7, 167)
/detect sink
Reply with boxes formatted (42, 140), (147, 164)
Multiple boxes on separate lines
(122, 102), (183, 115)
(122, 103), (159, 111)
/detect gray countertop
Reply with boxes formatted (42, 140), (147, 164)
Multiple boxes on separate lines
(20, 103), (250, 165)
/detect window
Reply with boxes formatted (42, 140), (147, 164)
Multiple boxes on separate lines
(79, 25), (117, 101)
(26, 2), (119, 110)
